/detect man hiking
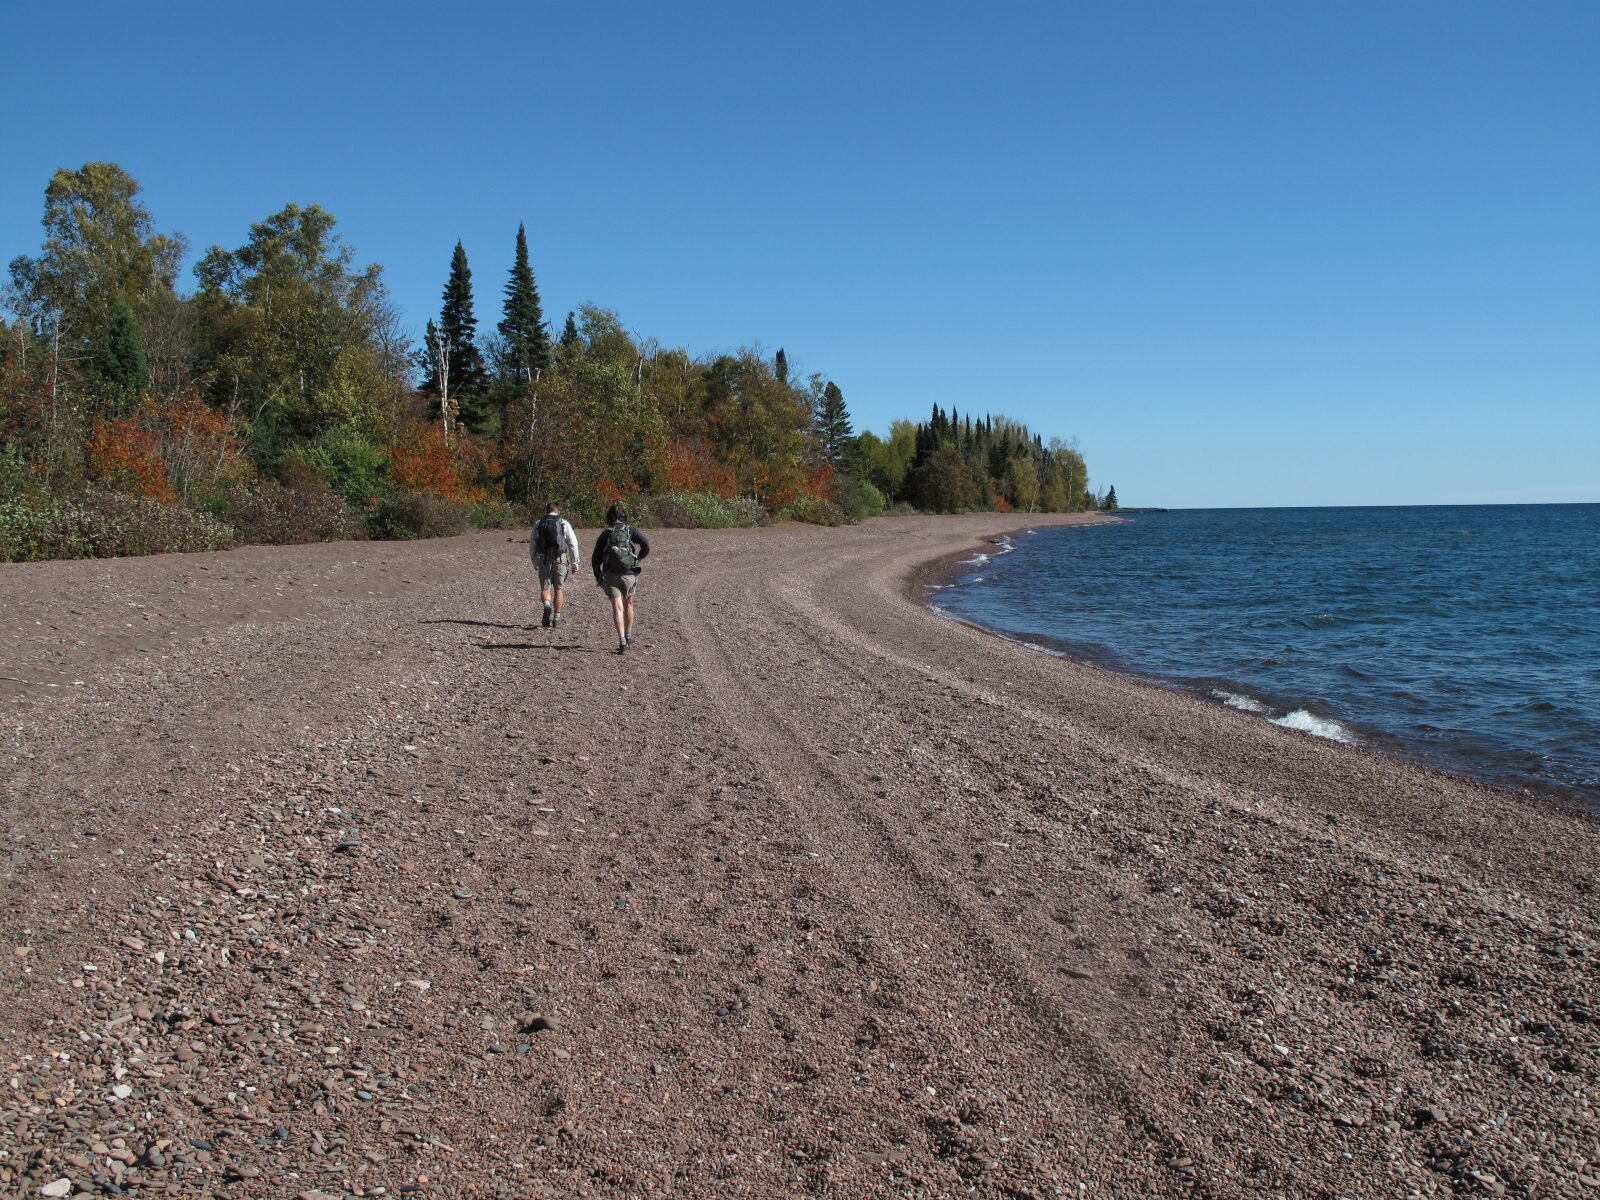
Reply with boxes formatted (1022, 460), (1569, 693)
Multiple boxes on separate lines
(530, 502), (581, 629)
(591, 503), (651, 654)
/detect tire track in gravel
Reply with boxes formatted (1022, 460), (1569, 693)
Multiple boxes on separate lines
(676, 549), (1205, 1196)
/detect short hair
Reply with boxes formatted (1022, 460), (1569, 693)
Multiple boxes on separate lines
(545, 502), (559, 514)
(605, 504), (627, 526)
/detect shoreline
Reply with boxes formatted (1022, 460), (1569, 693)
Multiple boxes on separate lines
(916, 515), (1600, 820)
(2, 515), (1596, 1197)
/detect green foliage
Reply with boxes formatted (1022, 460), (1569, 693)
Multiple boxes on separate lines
(632, 491), (769, 529)
(7, 162), (184, 356)
(0, 492), (233, 562)
(497, 223), (549, 380)
(834, 473), (885, 522)
(467, 498), (522, 530)
(92, 298), (148, 411)
(368, 492), (470, 540)
(814, 380), (853, 467)
(280, 426), (389, 506)
(1103, 485), (1118, 511)
(194, 203), (397, 442)
(778, 495), (850, 526)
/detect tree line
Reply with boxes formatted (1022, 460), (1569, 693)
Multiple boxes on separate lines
(1, 162), (1100, 561)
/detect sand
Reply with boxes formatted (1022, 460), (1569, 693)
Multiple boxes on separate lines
(1, 513), (1595, 1198)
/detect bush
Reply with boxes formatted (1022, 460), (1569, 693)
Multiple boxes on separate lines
(467, 498), (523, 530)
(887, 501), (917, 517)
(369, 491), (470, 540)
(0, 493), (235, 562)
(214, 477), (368, 546)
(632, 491), (769, 529)
(777, 495), (849, 526)
(281, 426), (390, 506)
(835, 474), (886, 523)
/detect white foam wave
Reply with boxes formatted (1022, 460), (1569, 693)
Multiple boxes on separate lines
(962, 553), (991, 565)
(1211, 689), (1269, 714)
(1271, 709), (1355, 743)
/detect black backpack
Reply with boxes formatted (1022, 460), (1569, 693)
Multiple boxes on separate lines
(601, 522), (639, 574)
(534, 515), (563, 559)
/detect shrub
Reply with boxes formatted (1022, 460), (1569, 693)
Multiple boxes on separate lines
(777, 495), (849, 526)
(369, 492), (470, 540)
(214, 477), (368, 546)
(282, 426), (390, 507)
(835, 474), (886, 523)
(0, 493), (234, 562)
(632, 491), (769, 529)
(467, 498), (522, 530)
(887, 501), (917, 517)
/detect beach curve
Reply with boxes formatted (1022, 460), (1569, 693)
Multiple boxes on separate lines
(1, 513), (1595, 1198)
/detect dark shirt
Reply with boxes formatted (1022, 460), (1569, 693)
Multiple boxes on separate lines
(591, 523), (651, 578)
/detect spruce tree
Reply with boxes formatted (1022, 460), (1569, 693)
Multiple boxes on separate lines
(497, 223), (549, 381)
(816, 381), (854, 467)
(93, 297), (147, 412)
(775, 347), (788, 386)
(422, 242), (489, 427)
(559, 311), (579, 348)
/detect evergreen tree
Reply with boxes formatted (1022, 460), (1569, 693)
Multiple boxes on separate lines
(421, 242), (489, 427)
(816, 381), (854, 467)
(1103, 484), (1118, 511)
(497, 223), (549, 381)
(774, 347), (788, 386)
(93, 297), (148, 412)
(559, 311), (579, 348)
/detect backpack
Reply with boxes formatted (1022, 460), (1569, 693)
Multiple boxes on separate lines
(601, 522), (639, 574)
(534, 515), (563, 560)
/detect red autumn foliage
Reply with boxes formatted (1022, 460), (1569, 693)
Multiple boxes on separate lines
(662, 438), (738, 497)
(85, 413), (175, 502)
(388, 424), (497, 503)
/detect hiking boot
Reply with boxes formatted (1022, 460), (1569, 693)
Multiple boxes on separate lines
(541, 605), (552, 629)
(551, 611), (562, 628)
(616, 639), (628, 655)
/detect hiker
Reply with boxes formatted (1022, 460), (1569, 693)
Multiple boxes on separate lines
(591, 503), (651, 654)
(530, 502), (581, 629)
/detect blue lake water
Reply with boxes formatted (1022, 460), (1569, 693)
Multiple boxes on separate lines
(932, 505), (1600, 810)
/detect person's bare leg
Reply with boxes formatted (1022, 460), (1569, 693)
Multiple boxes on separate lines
(622, 595), (635, 641)
(610, 594), (627, 645)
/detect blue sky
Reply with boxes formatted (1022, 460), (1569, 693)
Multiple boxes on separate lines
(3, 1), (1596, 507)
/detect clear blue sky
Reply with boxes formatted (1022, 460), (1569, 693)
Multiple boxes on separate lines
(3, 1), (1596, 507)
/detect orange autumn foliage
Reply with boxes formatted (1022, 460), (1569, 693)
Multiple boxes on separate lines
(662, 438), (738, 497)
(388, 424), (496, 503)
(86, 414), (175, 502)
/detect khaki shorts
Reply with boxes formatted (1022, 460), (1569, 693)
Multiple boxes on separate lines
(600, 571), (637, 599)
(537, 558), (571, 589)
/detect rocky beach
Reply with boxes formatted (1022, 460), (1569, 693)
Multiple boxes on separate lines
(1, 513), (1595, 1199)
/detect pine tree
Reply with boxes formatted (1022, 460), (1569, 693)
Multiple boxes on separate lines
(1103, 484), (1119, 511)
(559, 311), (579, 348)
(816, 381), (854, 467)
(774, 347), (788, 386)
(497, 223), (549, 381)
(422, 242), (489, 426)
(93, 296), (147, 412)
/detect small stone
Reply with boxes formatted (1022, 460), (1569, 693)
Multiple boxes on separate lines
(42, 1180), (74, 1198)
(487, 1044), (508, 1055)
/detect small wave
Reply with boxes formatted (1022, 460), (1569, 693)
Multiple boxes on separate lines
(962, 553), (991, 565)
(1211, 689), (1270, 714)
(1272, 709), (1356, 743)
(1022, 640), (1067, 658)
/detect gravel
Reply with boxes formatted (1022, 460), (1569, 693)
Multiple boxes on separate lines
(1, 515), (1595, 1198)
